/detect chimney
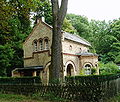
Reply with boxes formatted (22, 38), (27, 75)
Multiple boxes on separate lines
(42, 17), (45, 22)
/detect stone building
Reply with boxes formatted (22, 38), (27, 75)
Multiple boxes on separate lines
(12, 19), (99, 83)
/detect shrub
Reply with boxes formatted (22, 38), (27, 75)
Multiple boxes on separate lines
(99, 62), (119, 75)
(0, 76), (41, 85)
(91, 67), (97, 75)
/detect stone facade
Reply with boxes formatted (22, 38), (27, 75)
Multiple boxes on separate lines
(12, 19), (99, 83)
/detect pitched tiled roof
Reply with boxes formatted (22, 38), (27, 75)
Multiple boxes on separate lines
(64, 32), (91, 46)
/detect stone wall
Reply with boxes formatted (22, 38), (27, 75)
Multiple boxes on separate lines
(62, 39), (89, 54)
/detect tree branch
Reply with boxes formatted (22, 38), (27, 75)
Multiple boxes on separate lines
(51, 0), (59, 20)
(58, 0), (68, 25)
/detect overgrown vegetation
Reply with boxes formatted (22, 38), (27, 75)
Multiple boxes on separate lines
(0, 93), (49, 102)
(99, 62), (119, 75)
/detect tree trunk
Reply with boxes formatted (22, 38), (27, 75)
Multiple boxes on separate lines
(50, 0), (68, 83)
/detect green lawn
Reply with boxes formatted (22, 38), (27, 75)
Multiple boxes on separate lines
(107, 94), (120, 102)
(0, 93), (50, 102)
(1, 93), (120, 102)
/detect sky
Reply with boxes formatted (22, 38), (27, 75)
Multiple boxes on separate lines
(67, 0), (120, 21)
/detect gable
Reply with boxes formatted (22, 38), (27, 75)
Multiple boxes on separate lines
(23, 19), (52, 58)
(23, 19), (52, 45)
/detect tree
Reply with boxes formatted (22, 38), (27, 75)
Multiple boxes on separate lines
(0, 0), (33, 76)
(50, 0), (68, 82)
(110, 18), (120, 41)
(33, 0), (52, 25)
(99, 62), (119, 75)
(66, 14), (92, 40)
(0, 44), (14, 76)
(62, 18), (76, 33)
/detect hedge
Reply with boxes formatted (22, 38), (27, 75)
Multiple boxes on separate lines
(65, 74), (120, 101)
(65, 74), (120, 85)
(0, 74), (120, 101)
(0, 76), (41, 85)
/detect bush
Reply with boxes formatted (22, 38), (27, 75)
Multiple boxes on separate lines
(0, 76), (41, 85)
(91, 67), (97, 75)
(99, 62), (119, 75)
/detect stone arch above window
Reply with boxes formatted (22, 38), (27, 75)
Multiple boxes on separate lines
(33, 39), (38, 52)
(38, 38), (43, 51)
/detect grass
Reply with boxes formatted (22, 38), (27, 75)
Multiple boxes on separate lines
(0, 93), (69, 102)
(107, 95), (120, 102)
(2, 93), (120, 102)
(0, 93), (50, 102)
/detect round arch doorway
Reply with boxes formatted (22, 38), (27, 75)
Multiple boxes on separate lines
(66, 64), (74, 76)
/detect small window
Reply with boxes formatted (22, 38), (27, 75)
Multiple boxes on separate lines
(80, 48), (82, 53)
(69, 45), (72, 50)
(44, 39), (49, 50)
(39, 40), (43, 51)
(33, 40), (37, 51)
(84, 64), (91, 75)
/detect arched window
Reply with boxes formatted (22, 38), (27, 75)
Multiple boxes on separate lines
(44, 39), (49, 50)
(39, 39), (43, 51)
(84, 64), (91, 75)
(33, 40), (37, 52)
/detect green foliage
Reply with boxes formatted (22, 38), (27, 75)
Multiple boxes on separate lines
(66, 14), (92, 40)
(33, 0), (52, 25)
(0, 93), (33, 102)
(62, 18), (77, 33)
(110, 18), (120, 41)
(80, 67), (97, 76)
(115, 54), (120, 64)
(99, 62), (119, 75)
(32, 93), (67, 101)
(0, 44), (14, 76)
(65, 74), (120, 84)
(108, 93), (120, 102)
(65, 74), (120, 101)
(0, 0), (33, 76)
(0, 76), (41, 85)
(91, 68), (97, 75)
